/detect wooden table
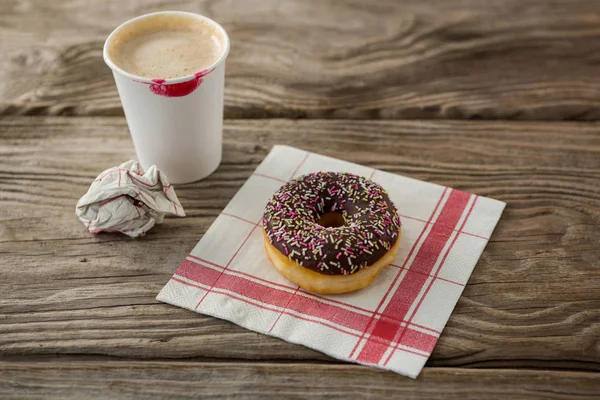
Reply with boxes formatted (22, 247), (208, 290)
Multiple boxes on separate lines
(1, 1), (599, 398)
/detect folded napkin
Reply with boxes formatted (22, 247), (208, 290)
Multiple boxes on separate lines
(157, 146), (505, 378)
(76, 160), (185, 238)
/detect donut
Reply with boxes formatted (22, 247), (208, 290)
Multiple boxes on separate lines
(262, 171), (402, 294)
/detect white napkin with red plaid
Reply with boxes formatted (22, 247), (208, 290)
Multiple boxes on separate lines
(157, 145), (505, 378)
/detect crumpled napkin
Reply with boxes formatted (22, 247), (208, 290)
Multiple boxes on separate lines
(76, 160), (185, 237)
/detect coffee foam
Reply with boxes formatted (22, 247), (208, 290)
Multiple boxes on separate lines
(108, 14), (225, 79)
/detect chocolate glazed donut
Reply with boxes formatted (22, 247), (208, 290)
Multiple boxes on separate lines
(262, 171), (402, 294)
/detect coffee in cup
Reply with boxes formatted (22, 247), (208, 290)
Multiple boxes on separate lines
(108, 13), (224, 79)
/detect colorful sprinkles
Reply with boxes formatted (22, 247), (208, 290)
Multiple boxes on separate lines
(263, 172), (402, 276)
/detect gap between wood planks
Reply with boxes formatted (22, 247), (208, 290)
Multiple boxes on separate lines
(0, 354), (598, 374)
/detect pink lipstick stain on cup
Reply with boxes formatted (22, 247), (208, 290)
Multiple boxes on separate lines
(142, 69), (213, 97)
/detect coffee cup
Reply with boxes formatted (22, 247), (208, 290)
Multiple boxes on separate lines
(103, 11), (230, 184)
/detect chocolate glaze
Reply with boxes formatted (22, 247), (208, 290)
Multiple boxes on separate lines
(263, 172), (401, 276)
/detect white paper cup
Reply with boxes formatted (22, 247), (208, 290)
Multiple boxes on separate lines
(103, 11), (230, 184)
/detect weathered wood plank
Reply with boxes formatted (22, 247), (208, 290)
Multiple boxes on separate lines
(1, 117), (599, 370)
(2, 0), (600, 119)
(0, 360), (598, 400)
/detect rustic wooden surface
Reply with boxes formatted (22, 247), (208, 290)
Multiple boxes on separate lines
(3, 0), (600, 120)
(1, 0), (600, 398)
(1, 118), (599, 398)
(1, 361), (599, 400)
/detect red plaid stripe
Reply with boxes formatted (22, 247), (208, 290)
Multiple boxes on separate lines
(397, 213), (488, 241)
(192, 223), (259, 310)
(352, 189), (472, 364)
(221, 212), (261, 226)
(268, 285), (300, 333)
(173, 259), (437, 355)
(347, 187), (449, 360)
(253, 172), (287, 184)
(382, 195), (478, 366)
(187, 253), (440, 335)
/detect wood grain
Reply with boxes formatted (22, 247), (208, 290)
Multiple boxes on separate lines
(3, 0), (600, 119)
(1, 360), (599, 400)
(1, 117), (599, 372)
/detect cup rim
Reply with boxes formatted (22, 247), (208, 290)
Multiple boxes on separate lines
(103, 11), (230, 84)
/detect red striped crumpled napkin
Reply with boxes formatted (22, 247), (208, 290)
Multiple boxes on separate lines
(157, 146), (505, 378)
(76, 160), (185, 237)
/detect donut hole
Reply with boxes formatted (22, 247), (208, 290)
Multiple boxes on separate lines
(316, 211), (346, 228)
